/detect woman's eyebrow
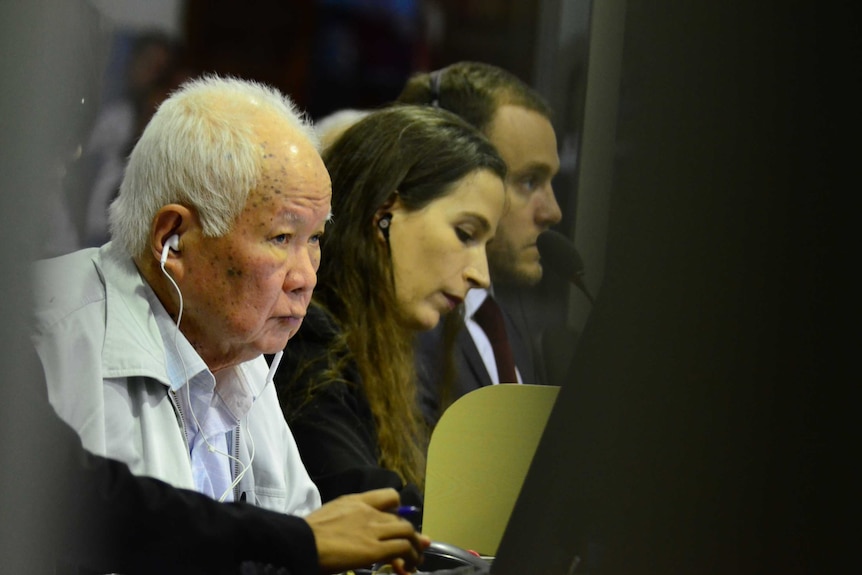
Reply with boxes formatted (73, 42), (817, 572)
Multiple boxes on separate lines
(460, 212), (493, 233)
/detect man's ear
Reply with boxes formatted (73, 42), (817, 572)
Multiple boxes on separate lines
(150, 204), (193, 266)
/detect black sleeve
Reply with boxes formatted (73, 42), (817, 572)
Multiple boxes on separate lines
(65, 447), (319, 575)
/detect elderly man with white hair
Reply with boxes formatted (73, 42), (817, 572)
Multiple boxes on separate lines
(31, 75), (427, 574)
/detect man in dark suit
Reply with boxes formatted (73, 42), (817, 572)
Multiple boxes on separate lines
(398, 62), (562, 426)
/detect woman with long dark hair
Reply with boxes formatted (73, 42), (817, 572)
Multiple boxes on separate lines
(274, 105), (507, 512)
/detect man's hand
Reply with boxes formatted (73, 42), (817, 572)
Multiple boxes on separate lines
(305, 488), (431, 575)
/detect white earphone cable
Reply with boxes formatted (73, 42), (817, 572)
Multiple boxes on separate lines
(161, 251), (251, 503)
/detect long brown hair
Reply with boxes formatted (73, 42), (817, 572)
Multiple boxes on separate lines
(311, 105), (506, 487)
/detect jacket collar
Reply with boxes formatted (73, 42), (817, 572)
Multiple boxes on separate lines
(98, 242), (172, 385)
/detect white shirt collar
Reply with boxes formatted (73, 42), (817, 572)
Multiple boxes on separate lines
(465, 287), (491, 319)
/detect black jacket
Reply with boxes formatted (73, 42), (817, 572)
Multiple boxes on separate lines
(274, 305), (423, 520)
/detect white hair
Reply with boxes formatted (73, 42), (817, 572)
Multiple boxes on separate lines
(108, 74), (319, 257)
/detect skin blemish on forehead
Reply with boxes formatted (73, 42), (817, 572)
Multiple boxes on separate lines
(227, 267), (242, 278)
(270, 185), (284, 194)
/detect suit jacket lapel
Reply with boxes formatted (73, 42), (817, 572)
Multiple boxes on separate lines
(457, 325), (494, 392)
(502, 308), (537, 384)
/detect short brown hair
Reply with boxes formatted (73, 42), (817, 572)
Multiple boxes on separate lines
(396, 61), (552, 134)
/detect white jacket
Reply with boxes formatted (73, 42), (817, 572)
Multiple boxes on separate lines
(31, 242), (321, 515)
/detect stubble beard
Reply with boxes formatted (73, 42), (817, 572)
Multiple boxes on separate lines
(488, 245), (543, 287)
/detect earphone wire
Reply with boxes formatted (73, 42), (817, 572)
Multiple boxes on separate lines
(222, 350), (282, 501)
(160, 254), (251, 503)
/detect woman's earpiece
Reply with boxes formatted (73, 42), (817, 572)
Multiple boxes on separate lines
(377, 213), (392, 243)
(160, 234), (180, 265)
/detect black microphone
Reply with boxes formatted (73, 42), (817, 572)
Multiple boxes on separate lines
(537, 230), (595, 304)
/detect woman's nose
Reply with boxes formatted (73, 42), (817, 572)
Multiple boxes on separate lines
(464, 250), (491, 289)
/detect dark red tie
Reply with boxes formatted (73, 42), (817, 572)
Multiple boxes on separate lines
(472, 295), (518, 383)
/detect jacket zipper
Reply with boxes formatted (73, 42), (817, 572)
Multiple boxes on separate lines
(169, 390), (191, 454)
(233, 422), (242, 501)
(172, 389), (245, 502)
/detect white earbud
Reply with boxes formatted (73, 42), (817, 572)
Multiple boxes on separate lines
(160, 234), (180, 265)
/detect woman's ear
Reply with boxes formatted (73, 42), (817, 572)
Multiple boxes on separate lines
(373, 193), (401, 244)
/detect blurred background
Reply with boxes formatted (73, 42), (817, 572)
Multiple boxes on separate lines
(50, 0), (593, 250)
